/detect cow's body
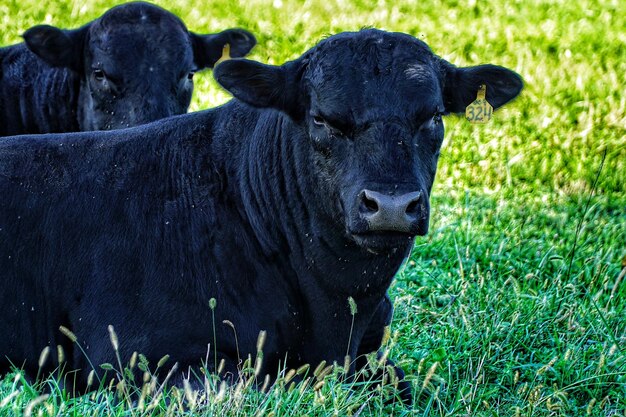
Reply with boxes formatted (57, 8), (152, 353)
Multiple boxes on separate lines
(0, 29), (522, 403)
(0, 2), (255, 135)
(0, 105), (397, 378)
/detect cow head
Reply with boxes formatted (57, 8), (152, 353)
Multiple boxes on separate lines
(22, 2), (256, 130)
(215, 29), (522, 251)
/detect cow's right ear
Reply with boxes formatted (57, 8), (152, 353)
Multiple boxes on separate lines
(23, 25), (87, 73)
(214, 58), (304, 120)
(191, 29), (256, 69)
(440, 61), (523, 113)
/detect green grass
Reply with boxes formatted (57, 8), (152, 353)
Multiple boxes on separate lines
(1, 0), (625, 415)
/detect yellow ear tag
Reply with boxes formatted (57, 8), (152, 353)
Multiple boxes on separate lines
(215, 44), (231, 66)
(465, 84), (493, 124)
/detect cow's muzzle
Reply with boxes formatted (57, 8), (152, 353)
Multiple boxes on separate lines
(359, 189), (423, 233)
(345, 186), (430, 250)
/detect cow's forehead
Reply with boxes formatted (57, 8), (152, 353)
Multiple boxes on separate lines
(98, 2), (186, 30)
(89, 2), (189, 52)
(306, 30), (436, 75)
(86, 5), (192, 74)
(304, 30), (443, 120)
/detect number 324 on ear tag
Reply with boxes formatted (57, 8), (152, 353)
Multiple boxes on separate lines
(465, 84), (492, 124)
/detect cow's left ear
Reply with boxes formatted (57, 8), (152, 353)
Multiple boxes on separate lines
(440, 61), (523, 113)
(23, 25), (87, 73)
(214, 58), (305, 120)
(191, 29), (256, 69)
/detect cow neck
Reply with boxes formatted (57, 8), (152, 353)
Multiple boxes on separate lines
(235, 105), (412, 301)
(30, 60), (81, 133)
(2, 46), (81, 134)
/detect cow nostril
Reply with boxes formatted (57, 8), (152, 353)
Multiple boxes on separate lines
(405, 192), (422, 216)
(406, 199), (418, 214)
(361, 192), (379, 213)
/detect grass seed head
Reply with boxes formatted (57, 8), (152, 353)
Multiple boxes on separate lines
(87, 370), (95, 387)
(256, 330), (267, 352)
(586, 398), (596, 415)
(296, 363), (310, 375)
(421, 361), (439, 391)
(564, 348), (572, 362)
(183, 379), (197, 409)
(59, 326), (77, 343)
(24, 394), (49, 417)
(386, 365), (397, 383)
(381, 326), (391, 346)
(254, 354), (263, 377)
(284, 369), (296, 384)
(157, 354), (170, 368)
(0, 391), (19, 408)
(138, 384), (148, 411)
(242, 354), (252, 372)
(418, 357), (426, 374)
(348, 296), (358, 315)
(216, 380), (227, 402)
(316, 365), (333, 380)
(129, 351), (137, 369)
(595, 353), (606, 373)
(56, 345), (65, 365)
(299, 377), (311, 394)
(100, 363), (114, 371)
(261, 374), (271, 392)
(38, 346), (50, 369)
(313, 360), (327, 378)
(537, 356), (558, 375)
(107, 325), (119, 351)
(116, 380), (126, 396)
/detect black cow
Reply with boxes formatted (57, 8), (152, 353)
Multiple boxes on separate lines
(0, 2), (255, 135)
(0, 29), (522, 403)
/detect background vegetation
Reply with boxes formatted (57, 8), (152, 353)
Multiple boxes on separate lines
(1, 0), (624, 415)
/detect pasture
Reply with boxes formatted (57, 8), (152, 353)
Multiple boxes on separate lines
(0, 0), (624, 415)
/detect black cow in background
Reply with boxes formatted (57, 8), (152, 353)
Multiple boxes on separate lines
(0, 29), (522, 404)
(0, 2), (256, 135)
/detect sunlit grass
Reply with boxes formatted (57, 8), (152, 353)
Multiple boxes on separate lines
(1, 0), (625, 415)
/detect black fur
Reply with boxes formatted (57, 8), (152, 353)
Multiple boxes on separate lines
(0, 2), (255, 135)
(0, 29), (521, 405)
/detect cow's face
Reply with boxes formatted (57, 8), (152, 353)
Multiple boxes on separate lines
(23, 2), (255, 130)
(215, 29), (522, 251)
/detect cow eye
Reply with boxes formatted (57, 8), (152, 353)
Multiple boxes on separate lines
(187, 71), (195, 81)
(313, 115), (327, 127)
(93, 69), (106, 81)
(313, 115), (338, 132)
(312, 113), (348, 137)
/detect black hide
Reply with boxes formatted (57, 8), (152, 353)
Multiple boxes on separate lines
(0, 29), (522, 405)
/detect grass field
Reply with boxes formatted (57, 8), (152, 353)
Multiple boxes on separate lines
(1, 0), (625, 415)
